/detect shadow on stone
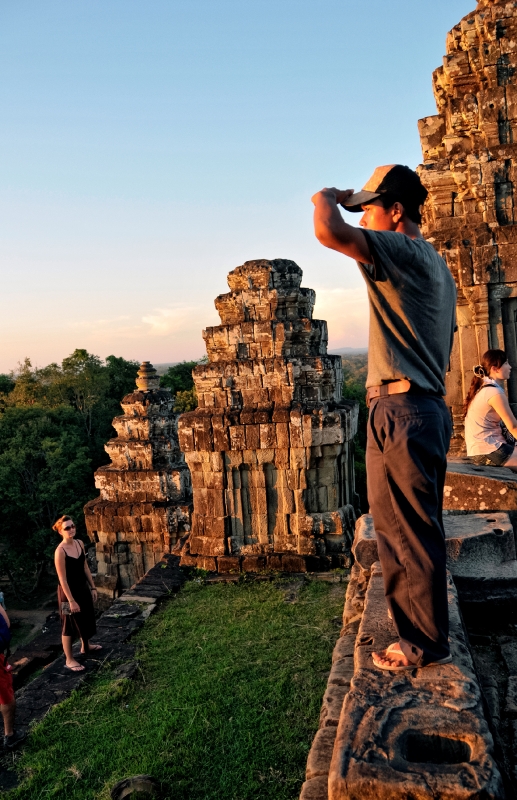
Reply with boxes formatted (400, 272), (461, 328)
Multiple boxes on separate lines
(401, 732), (471, 766)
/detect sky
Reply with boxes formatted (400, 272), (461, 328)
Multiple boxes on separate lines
(0, 0), (475, 372)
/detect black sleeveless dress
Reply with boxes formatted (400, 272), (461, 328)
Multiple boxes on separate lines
(57, 545), (96, 641)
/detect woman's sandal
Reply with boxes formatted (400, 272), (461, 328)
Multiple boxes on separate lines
(372, 642), (452, 671)
(80, 644), (103, 654)
(65, 663), (85, 672)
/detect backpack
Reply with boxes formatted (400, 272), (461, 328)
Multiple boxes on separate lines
(0, 614), (11, 656)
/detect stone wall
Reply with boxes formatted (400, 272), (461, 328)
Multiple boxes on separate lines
(176, 259), (359, 573)
(84, 362), (192, 596)
(418, 0), (517, 450)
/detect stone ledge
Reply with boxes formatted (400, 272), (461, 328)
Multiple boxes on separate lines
(328, 563), (504, 800)
(179, 551), (351, 575)
(353, 512), (517, 604)
(444, 460), (517, 512)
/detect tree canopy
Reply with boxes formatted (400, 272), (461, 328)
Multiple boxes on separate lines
(0, 350), (139, 597)
(160, 360), (201, 412)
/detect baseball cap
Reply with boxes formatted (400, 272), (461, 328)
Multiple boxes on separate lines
(342, 164), (428, 213)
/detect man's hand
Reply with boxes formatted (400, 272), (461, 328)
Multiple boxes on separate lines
(311, 188), (355, 208)
(312, 187), (372, 264)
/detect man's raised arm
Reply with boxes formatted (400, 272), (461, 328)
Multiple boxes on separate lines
(312, 188), (372, 264)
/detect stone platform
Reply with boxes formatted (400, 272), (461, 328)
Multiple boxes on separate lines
(353, 512), (517, 604)
(444, 460), (517, 513)
(301, 561), (505, 800)
(327, 563), (503, 800)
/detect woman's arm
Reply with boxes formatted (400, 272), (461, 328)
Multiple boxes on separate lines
(54, 548), (80, 613)
(487, 391), (517, 438)
(0, 604), (10, 628)
(79, 541), (98, 602)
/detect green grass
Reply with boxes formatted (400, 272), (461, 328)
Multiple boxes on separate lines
(4, 577), (346, 800)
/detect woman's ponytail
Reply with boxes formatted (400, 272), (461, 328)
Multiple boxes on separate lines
(464, 350), (507, 414)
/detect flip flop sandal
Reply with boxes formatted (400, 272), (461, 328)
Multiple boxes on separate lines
(372, 643), (419, 671)
(64, 664), (85, 672)
(80, 644), (103, 654)
(373, 643), (453, 671)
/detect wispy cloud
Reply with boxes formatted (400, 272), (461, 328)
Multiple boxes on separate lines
(142, 306), (214, 337)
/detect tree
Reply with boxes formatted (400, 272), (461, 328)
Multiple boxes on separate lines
(160, 360), (200, 412)
(0, 406), (93, 596)
(0, 350), (140, 597)
(341, 354), (368, 513)
(0, 375), (14, 395)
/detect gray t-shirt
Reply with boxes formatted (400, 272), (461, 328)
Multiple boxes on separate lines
(358, 230), (457, 394)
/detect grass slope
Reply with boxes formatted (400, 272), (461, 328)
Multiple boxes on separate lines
(5, 577), (346, 800)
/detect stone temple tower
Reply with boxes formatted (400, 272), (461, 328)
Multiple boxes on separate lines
(418, 0), (517, 448)
(176, 259), (359, 574)
(84, 362), (192, 595)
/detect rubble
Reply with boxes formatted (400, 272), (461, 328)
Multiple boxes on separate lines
(177, 259), (359, 572)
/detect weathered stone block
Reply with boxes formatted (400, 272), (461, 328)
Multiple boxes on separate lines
(306, 728), (337, 780)
(299, 776), (328, 800)
(506, 674), (517, 716)
(217, 556), (241, 573)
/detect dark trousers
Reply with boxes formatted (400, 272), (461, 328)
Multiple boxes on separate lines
(366, 393), (452, 666)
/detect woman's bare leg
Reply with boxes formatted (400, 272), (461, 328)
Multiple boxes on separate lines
(62, 635), (83, 670)
(503, 450), (517, 471)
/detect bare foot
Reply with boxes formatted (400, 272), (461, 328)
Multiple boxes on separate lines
(372, 642), (413, 670)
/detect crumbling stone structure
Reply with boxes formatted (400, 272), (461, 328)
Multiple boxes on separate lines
(84, 362), (192, 596)
(177, 259), (359, 573)
(418, 0), (517, 449)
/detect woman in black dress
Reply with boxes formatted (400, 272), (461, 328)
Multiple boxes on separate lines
(53, 515), (100, 672)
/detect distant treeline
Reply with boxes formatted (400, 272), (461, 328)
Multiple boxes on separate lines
(340, 354), (368, 513)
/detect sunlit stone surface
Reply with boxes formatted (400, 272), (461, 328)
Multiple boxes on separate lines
(176, 259), (359, 573)
(84, 362), (192, 595)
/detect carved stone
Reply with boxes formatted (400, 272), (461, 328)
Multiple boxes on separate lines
(177, 259), (359, 573)
(417, 0), (517, 450)
(328, 563), (504, 800)
(84, 362), (192, 596)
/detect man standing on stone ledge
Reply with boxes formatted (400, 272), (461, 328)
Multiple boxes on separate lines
(312, 165), (456, 670)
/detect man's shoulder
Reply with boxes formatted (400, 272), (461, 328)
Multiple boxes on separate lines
(362, 230), (449, 280)
(364, 230), (440, 260)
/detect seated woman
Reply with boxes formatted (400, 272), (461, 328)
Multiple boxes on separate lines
(464, 349), (517, 471)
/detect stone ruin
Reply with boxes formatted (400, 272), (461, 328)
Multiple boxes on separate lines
(417, 0), (517, 448)
(84, 262), (359, 588)
(84, 362), (192, 596)
(176, 259), (359, 573)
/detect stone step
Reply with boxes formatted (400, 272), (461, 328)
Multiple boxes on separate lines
(444, 459), (517, 513)
(327, 562), (504, 800)
(353, 513), (517, 604)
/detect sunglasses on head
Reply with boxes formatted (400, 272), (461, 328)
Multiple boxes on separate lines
(62, 524), (76, 532)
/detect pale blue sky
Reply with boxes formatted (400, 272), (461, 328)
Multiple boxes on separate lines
(0, 0), (474, 371)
